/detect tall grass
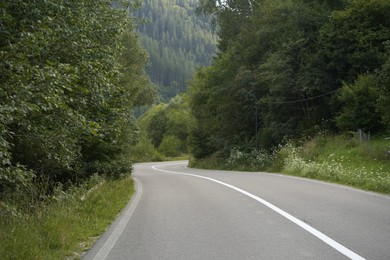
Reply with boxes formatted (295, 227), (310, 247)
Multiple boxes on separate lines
(224, 147), (275, 171)
(281, 141), (390, 193)
(0, 175), (134, 259)
(189, 133), (390, 194)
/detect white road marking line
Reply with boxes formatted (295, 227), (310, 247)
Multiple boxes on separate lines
(92, 178), (143, 260)
(152, 163), (366, 260)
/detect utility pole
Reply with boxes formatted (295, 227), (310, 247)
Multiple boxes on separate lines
(242, 89), (258, 152)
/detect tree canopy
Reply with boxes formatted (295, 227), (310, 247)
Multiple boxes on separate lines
(0, 0), (156, 195)
(189, 0), (390, 158)
(135, 0), (218, 100)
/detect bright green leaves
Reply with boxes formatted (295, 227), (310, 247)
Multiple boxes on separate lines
(138, 95), (194, 157)
(1, 0), (156, 192)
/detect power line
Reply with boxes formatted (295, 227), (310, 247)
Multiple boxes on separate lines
(263, 89), (339, 105)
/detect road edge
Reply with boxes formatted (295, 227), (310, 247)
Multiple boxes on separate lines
(82, 177), (143, 260)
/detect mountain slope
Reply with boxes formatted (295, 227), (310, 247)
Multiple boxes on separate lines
(136, 0), (217, 100)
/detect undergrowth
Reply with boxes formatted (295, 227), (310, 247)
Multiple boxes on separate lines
(281, 141), (390, 193)
(0, 175), (134, 259)
(190, 133), (390, 194)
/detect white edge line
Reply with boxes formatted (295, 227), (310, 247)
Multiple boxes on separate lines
(184, 164), (390, 200)
(152, 163), (366, 260)
(92, 177), (143, 260)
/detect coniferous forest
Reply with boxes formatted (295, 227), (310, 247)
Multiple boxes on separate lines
(135, 0), (218, 99)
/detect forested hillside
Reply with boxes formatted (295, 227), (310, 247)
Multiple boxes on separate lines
(0, 0), (156, 203)
(189, 0), (390, 159)
(136, 0), (218, 99)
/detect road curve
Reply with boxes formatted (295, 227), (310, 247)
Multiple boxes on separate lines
(83, 161), (390, 260)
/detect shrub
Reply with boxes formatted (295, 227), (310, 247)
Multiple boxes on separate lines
(280, 142), (390, 193)
(129, 136), (163, 162)
(225, 147), (274, 171)
(158, 135), (183, 157)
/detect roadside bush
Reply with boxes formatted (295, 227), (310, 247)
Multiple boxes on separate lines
(225, 147), (274, 171)
(280, 142), (390, 193)
(158, 135), (182, 157)
(129, 136), (163, 162)
(0, 175), (134, 259)
(336, 74), (383, 133)
(0, 166), (35, 197)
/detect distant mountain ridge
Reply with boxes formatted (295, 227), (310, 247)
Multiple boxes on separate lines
(135, 0), (217, 100)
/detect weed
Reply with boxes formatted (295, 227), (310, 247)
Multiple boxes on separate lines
(225, 147), (274, 171)
(190, 134), (390, 194)
(0, 176), (134, 259)
(280, 139), (390, 194)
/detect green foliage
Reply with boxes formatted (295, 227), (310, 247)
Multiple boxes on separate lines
(225, 148), (275, 171)
(280, 136), (390, 193)
(377, 48), (390, 127)
(191, 134), (390, 194)
(129, 135), (164, 162)
(319, 0), (390, 82)
(1, 1), (156, 194)
(0, 176), (134, 259)
(0, 166), (35, 199)
(137, 94), (194, 158)
(189, 0), (390, 160)
(189, 57), (254, 157)
(158, 135), (183, 157)
(136, 0), (218, 100)
(139, 104), (168, 147)
(336, 74), (383, 132)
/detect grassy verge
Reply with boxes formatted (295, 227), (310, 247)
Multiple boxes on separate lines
(190, 133), (390, 194)
(0, 176), (134, 259)
(282, 134), (390, 193)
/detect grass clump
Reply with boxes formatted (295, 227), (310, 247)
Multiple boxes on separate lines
(0, 175), (134, 259)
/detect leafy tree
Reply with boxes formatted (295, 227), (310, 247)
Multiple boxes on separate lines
(159, 135), (182, 157)
(138, 94), (194, 157)
(188, 0), (390, 160)
(318, 0), (390, 84)
(0, 0), (156, 194)
(336, 75), (383, 132)
(376, 46), (390, 127)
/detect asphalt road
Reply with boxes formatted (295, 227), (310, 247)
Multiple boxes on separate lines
(83, 161), (390, 260)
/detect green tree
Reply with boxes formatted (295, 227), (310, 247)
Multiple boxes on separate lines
(376, 47), (390, 127)
(137, 94), (194, 157)
(188, 0), (390, 161)
(319, 0), (390, 84)
(336, 75), (383, 132)
(0, 0), (156, 194)
(158, 135), (182, 157)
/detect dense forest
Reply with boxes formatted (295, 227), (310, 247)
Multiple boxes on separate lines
(0, 1), (156, 200)
(135, 0), (218, 99)
(2, 0), (390, 191)
(188, 0), (390, 159)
